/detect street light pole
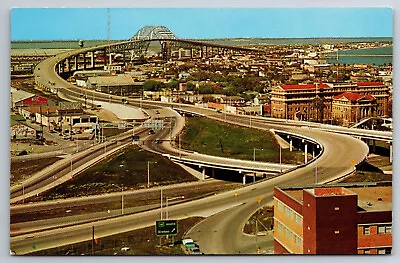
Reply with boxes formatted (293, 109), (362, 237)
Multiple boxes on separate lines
(22, 184), (25, 204)
(279, 145), (282, 173)
(179, 133), (181, 158)
(112, 184), (124, 215)
(253, 148), (263, 182)
(166, 196), (185, 220)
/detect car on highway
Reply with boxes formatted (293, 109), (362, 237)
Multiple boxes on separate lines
(155, 110), (160, 114)
(182, 239), (196, 249)
(148, 129), (155, 135)
(155, 138), (161, 144)
(189, 247), (202, 255)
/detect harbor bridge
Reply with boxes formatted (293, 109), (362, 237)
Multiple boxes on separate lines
(50, 25), (263, 78)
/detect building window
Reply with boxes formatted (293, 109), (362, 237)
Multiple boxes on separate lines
(285, 207), (293, 218)
(295, 235), (302, 247)
(378, 249), (386, 255)
(295, 214), (302, 225)
(285, 228), (293, 240)
(363, 226), (370, 235)
(277, 201), (283, 211)
(378, 225), (392, 234)
(277, 221), (283, 232)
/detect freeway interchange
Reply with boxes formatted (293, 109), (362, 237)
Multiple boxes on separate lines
(9, 45), (391, 255)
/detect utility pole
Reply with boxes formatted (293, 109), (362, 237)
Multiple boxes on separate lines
(179, 133), (181, 158)
(279, 144), (282, 173)
(92, 226), (95, 255)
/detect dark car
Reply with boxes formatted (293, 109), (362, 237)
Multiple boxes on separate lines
(16, 150), (28, 156)
(148, 129), (155, 135)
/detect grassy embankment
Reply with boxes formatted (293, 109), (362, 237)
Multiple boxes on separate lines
(181, 117), (307, 164)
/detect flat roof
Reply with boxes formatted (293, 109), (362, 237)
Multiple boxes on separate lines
(349, 186), (392, 212)
(282, 184), (392, 212)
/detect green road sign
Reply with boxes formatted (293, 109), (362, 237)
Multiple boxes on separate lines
(156, 220), (178, 236)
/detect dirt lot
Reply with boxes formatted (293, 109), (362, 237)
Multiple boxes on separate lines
(10, 157), (61, 184)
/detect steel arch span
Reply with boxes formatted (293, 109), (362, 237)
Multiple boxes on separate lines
(131, 26), (177, 40)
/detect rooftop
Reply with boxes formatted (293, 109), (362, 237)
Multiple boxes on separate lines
(87, 75), (135, 86)
(333, 92), (376, 102)
(282, 183), (392, 212)
(280, 83), (329, 91)
(10, 87), (34, 102)
(356, 82), (384, 87)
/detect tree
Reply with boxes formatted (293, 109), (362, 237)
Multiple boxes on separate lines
(313, 95), (325, 123)
(143, 80), (165, 91)
(166, 80), (178, 91)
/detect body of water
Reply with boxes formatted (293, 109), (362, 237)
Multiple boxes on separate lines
(326, 46), (392, 66)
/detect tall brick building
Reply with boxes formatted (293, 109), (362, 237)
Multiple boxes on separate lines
(270, 82), (389, 123)
(273, 183), (392, 255)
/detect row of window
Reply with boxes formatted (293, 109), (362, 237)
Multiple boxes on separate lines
(277, 200), (303, 225)
(361, 247), (391, 255)
(363, 224), (392, 235)
(275, 220), (303, 247)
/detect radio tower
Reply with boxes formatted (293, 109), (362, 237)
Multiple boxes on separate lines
(107, 8), (111, 70)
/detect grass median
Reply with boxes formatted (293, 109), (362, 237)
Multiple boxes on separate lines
(181, 117), (306, 164)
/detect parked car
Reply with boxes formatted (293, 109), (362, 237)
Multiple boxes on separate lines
(189, 247), (202, 255)
(16, 150), (28, 156)
(121, 247), (130, 252)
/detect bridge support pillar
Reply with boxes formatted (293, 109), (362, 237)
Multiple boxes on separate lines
(289, 138), (293, 152)
(389, 143), (393, 163)
(253, 172), (256, 182)
(65, 59), (70, 72)
(83, 53), (87, 69)
(90, 52), (94, 68)
(190, 49), (193, 59)
(74, 56), (78, 71)
(202, 168), (206, 180)
(304, 143), (308, 164)
(242, 174), (246, 185)
(212, 168), (215, 178)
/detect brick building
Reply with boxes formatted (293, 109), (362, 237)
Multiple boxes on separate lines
(270, 82), (389, 122)
(332, 92), (377, 126)
(273, 183), (392, 255)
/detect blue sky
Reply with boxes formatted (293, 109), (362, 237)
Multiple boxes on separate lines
(11, 8), (393, 40)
